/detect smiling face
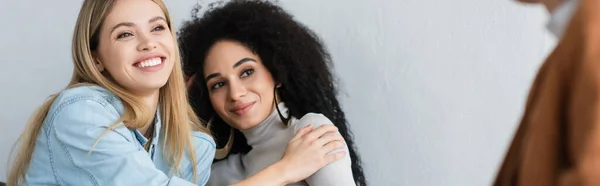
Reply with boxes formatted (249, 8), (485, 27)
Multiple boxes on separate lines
(203, 40), (277, 130)
(95, 0), (175, 96)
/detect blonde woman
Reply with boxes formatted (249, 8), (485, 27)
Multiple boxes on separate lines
(7, 0), (213, 185)
(7, 0), (346, 185)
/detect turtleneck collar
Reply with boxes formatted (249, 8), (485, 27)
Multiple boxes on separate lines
(240, 102), (289, 146)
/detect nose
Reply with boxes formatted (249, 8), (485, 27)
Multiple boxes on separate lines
(136, 33), (158, 51)
(228, 79), (247, 101)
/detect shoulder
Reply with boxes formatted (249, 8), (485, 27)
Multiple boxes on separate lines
(52, 85), (120, 111)
(190, 131), (216, 163)
(211, 153), (242, 170)
(40, 86), (137, 150)
(191, 131), (216, 150)
(47, 85), (123, 132)
(208, 154), (245, 186)
(291, 113), (334, 132)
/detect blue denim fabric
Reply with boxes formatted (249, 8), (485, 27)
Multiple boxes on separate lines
(24, 86), (215, 186)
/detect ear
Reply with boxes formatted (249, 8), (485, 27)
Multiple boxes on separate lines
(275, 83), (282, 88)
(95, 60), (105, 72)
(92, 53), (105, 72)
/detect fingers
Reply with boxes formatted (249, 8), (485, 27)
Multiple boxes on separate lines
(291, 124), (313, 141)
(315, 132), (344, 147)
(324, 151), (346, 165)
(321, 140), (345, 154)
(303, 124), (338, 142)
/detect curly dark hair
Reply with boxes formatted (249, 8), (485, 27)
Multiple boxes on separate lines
(178, 0), (366, 185)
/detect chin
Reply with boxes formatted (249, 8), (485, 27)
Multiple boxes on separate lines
(144, 84), (168, 90)
(146, 78), (170, 88)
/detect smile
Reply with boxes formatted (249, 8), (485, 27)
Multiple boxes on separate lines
(231, 102), (256, 116)
(136, 57), (163, 68)
(133, 55), (166, 72)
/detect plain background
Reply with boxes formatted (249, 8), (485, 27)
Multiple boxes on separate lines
(0, 0), (556, 185)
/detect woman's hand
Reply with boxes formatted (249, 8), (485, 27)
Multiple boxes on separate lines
(278, 124), (346, 184)
(231, 124), (345, 186)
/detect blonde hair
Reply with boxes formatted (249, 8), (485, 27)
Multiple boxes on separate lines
(7, 0), (209, 185)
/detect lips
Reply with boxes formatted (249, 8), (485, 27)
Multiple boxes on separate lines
(133, 54), (166, 72)
(133, 54), (166, 66)
(136, 57), (162, 68)
(230, 101), (255, 116)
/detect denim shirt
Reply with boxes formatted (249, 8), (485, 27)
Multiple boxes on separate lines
(24, 85), (216, 186)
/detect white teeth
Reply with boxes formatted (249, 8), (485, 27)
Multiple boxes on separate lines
(137, 57), (162, 68)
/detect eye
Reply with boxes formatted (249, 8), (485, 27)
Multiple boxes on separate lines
(117, 32), (133, 39)
(210, 82), (225, 90)
(152, 25), (166, 32)
(241, 68), (255, 78)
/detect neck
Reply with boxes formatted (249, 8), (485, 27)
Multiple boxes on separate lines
(241, 102), (288, 146)
(138, 90), (160, 136)
(143, 90), (160, 114)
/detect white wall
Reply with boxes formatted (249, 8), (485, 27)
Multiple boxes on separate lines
(0, 0), (555, 185)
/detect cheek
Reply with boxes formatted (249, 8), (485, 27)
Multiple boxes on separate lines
(99, 43), (131, 70)
(258, 84), (274, 100)
(209, 91), (227, 115)
(160, 37), (176, 69)
(255, 73), (276, 98)
(160, 35), (176, 55)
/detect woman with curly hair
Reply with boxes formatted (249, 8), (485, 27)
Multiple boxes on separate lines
(178, 0), (367, 185)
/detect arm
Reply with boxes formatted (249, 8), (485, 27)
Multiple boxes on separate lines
(231, 124), (346, 186)
(50, 99), (195, 186)
(229, 161), (291, 186)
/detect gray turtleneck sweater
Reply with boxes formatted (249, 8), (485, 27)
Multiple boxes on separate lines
(207, 103), (356, 186)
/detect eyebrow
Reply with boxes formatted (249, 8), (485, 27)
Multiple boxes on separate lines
(233, 58), (256, 68)
(205, 58), (257, 82)
(110, 16), (167, 35)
